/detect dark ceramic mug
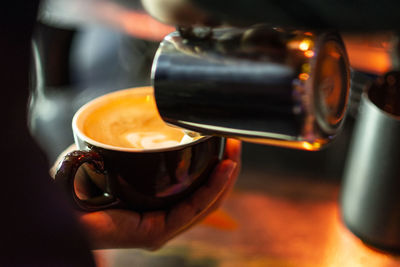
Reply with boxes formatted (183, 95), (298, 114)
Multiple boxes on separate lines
(54, 88), (225, 212)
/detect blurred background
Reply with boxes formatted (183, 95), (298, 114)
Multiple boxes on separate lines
(29, 0), (400, 266)
(30, 0), (379, 176)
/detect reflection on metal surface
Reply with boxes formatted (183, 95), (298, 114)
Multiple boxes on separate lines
(153, 27), (350, 150)
(299, 39), (312, 51)
(305, 50), (315, 58)
(240, 137), (324, 151)
(299, 73), (310, 81)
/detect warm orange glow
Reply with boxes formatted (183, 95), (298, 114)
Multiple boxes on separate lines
(304, 50), (315, 58)
(299, 73), (310, 81)
(330, 51), (341, 59)
(343, 34), (393, 75)
(93, 181), (400, 266)
(301, 141), (321, 150)
(322, 207), (397, 267)
(299, 39), (312, 51)
(346, 48), (391, 74)
(287, 40), (301, 50)
(201, 209), (238, 231)
(287, 38), (313, 51)
(239, 137), (326, 151)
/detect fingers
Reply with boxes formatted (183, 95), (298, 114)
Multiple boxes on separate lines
(190, 159), (237, 212)
(79, 209), (142, 249)
(216, 138), (241, 206)
(163, 140), (241, 240)
(224, 138), (242, 162)
(173, 140), (242, 234)
(206, 161), (238, 212)
(165, 159), (237, 235)
(84, 157), (235, 250)
(77, 139), (242, 250)
(137, 211), (167, 250)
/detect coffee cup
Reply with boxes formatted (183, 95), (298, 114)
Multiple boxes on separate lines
(55, 87), (225, 212)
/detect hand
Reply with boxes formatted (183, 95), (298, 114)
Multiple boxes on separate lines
(70, 138), (241, 250)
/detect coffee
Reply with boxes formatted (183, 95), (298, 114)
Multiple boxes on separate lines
(56, 87), (224, 211)
(76, 87), (198, 149)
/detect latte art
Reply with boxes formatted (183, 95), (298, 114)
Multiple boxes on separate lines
(125, 132), (180, 149)
(79, 88), (200, 149)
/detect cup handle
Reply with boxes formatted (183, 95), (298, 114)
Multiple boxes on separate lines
(55, 150), (122, 211)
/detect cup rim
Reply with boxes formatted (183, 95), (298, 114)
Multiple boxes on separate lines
(72, 87), (210, 153)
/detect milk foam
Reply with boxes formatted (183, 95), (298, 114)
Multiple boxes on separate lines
(125, 132), (187, 149)
(80, 88), (200, 149)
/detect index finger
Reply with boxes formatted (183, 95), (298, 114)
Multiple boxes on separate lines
(224, 138), (242, 162)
